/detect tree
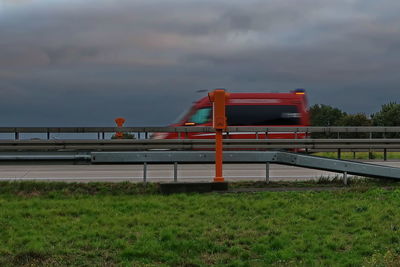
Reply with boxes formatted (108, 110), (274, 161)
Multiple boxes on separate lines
(372, 102), (400, 126)
(371, 102), (400, 138)
(309, 104), (347, 138)
(337, 113), (371, 138)
(337, 113), (371, 126)
(309, 104), (346, 126)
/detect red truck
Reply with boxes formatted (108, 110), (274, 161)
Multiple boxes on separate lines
(152, 88), (310, 139)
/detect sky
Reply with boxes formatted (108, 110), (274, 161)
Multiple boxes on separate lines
(0, 0), (399, 126)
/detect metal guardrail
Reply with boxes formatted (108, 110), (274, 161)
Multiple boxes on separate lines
(1, 139), (400, 161)
(0, 127), (399, 161)
(1, 126), (400, 139)
(1, 138), (400, 150)
(0, 152), (91, 161)
(2, 127), (399, 183)
(0, 126), (400, 133)
(91, 151), (400, 183)
(2, 150), (399, 183)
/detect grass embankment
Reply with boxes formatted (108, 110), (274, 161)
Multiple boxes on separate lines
(313, 151), (400, 160)
(1, 181), (400, 266)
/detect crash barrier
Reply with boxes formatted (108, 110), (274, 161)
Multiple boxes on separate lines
(0, 152), (91, 161)
(91, 151), (400, 185)
(1, 126), (400, 140)
(1, 139), (400, 159)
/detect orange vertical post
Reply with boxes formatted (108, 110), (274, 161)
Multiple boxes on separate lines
(115, 117), (126, 139)
(214, 129), (224, 182)
(208, 89), (229, 182)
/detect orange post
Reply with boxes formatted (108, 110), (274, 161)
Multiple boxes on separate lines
(208, 89), (229, 182)
(115, 117), (126, 139)
(214, 129), (224, 182)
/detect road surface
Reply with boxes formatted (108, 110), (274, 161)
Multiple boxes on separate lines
(1, 161), (399, 182)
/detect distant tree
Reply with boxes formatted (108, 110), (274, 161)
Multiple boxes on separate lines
(371, 102), (400, 137)
(372, 102), (400, 126)
(309, 104), (346, 126)
(309, 104), (346, 138)
(337, 113), (371, 126)
(337, 113), (372, 138)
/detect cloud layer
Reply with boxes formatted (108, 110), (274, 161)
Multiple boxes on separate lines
(1, 0), (399, 125)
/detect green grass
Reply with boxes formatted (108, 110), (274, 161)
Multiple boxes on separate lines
(313, 151), (400, 160)
(1, 182), (400, 266)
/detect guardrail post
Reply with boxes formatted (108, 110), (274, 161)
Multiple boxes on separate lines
(47, 132), (50, 140)
(343, 171), (348, 185)
(338, 149), (341, 159)
(266, 162), (270, 183)
(102, 132), (105, 139)
(384, 148), (387, 161)
(143, 162), (147, 183)
(15, 132), (19, 140)
(174, 162), (178, 182)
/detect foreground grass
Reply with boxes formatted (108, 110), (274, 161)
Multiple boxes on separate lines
(1, 182), (400, 266)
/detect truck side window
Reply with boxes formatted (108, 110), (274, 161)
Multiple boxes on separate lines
(227, 105), (300, 125)
(189, 108), (211, 124)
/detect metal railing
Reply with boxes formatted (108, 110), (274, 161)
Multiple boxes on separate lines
(1, 138), (400, 149)
(91, 151), (400, 183)
(1, 138), (400, 160)
(0, 127), (399, 160)
(1, 126), (400, 140)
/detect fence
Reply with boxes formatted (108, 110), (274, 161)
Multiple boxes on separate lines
(90, 151), (400, 184)
(1, 126), (400, 140)
(1, 127), (400, 160)
(1, 138), (400, 160)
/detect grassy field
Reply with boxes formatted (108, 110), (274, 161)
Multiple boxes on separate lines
(1, 182), (400, 266)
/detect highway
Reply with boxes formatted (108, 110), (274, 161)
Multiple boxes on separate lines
(1, 161), (400, 182)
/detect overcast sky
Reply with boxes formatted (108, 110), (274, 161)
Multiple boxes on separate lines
(0, 0), (399, 126)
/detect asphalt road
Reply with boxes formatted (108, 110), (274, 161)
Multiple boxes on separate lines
(1, 161), (400, 182)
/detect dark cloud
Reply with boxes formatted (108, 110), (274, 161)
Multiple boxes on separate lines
(0, 0), (400, 126)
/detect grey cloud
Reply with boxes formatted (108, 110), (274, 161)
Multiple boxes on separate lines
(0, 0), (400, 126)
(44, 47), (100, 65)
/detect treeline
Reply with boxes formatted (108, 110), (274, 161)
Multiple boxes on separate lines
(309, 102), (400, 138)
(309, 102), (400, 127)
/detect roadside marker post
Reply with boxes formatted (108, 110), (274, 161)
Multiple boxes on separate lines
(208, 89), (229, 182)
(114, 117), (126, 139)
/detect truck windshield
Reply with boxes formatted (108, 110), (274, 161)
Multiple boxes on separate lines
(227, 105), (300, 126)
(188, 108), (212, 124)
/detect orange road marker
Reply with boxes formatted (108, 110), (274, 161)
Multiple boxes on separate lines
(208, 89), (229, 182)
(114, 117), (126, 139)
